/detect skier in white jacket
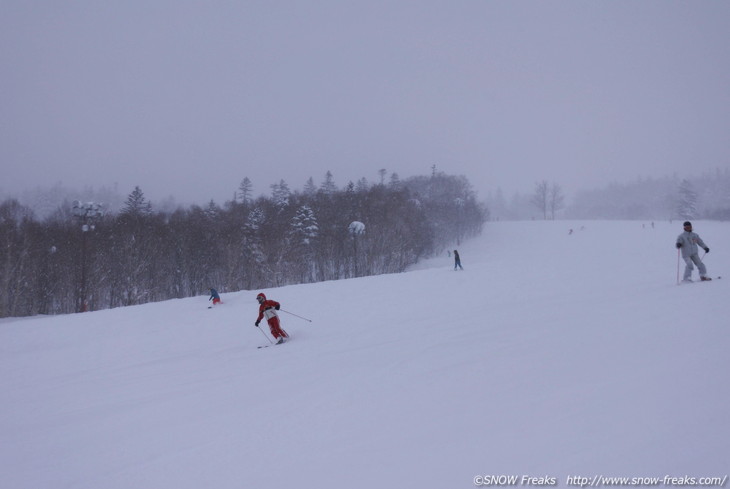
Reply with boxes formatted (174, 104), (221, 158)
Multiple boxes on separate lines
(676, 221), (711, 282)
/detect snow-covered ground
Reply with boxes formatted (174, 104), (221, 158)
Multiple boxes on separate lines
(2, 220), (728, 489)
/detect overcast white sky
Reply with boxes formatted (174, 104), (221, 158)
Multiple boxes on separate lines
(2, 1), (729, 206)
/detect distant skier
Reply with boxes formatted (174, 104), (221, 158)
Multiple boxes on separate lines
(209, 288), (221, 306)
(255, 293), (289, 344)
(676, 221), (711, 282)
(453, 249), (463, 270)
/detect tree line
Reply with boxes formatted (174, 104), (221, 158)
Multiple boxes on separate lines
(483, 169), (730, 221)
(484, 180), (566, 221)
(565, 169), (730, 221)
(0, 171), (487, 318)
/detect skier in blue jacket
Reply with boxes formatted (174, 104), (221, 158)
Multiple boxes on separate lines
(676, 221), (711, 282)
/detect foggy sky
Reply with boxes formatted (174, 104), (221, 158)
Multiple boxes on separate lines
(2, 1), (729, 206)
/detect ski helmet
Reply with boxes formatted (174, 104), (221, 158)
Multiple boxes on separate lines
(683, 221), (692, 227)
(256, 292), (266, 302)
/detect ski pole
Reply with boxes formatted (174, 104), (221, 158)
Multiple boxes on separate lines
(256, 324), (274, 343)
(280, 309), (312, 323)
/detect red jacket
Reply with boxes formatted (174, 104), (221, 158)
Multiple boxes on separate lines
(257, 299), (280, 322)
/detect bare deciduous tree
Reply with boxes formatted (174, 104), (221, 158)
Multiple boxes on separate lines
(549, 183), (565, 220)
(531, 180), (549, 220)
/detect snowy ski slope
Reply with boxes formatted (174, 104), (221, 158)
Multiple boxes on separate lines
(1, 220), (728, 489)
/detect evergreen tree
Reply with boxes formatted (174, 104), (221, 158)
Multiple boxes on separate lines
(286, 205), (319, 282)
(320, 171), (337, 195)
(270, 180), (291, 209)
(303, 177), (317, 196)
(205, 200), (220, 220)
(237, 177), (253, 204)
(675, 179), (698, 220)
(356, 178), (369, 193)
(121, 186), (152, 217)
(290, 205), (319, 246)
(241, 207), (267, 288)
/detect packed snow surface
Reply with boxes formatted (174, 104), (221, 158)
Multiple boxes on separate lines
(2, 220), (728, 489)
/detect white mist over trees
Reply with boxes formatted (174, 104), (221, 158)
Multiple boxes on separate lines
(565, 170), (730, 221)
(528, 180), (566, 220)
(675, 179), (698, 220)
(0, 170), (486, 318)
(482, 169), (730, 221)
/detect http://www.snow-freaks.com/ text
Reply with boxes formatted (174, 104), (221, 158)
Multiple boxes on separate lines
(473, 475), (728, 488)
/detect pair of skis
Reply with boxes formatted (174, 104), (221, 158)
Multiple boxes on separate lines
(255, 324), (289, 349)
(257, 338), (287, 349)
(679, 276), (721, 284)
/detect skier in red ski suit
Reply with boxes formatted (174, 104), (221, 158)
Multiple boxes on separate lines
(255, 293), (289, 344)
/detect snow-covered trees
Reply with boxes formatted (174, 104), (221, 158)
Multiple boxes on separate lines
(291, 206), (319, 246)
(675, 179), (698, 220)
(270, 180), (291, 210)
(348, 221), (365, 236)
(286, 206), (319, 282)
(402, 171), (487, 247)
(0, 171), (489, 318)
(241, 207), (267, 289)
(348, 221), (365, 277)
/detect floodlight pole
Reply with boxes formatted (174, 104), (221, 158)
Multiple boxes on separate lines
(73, 201), (103, 313)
